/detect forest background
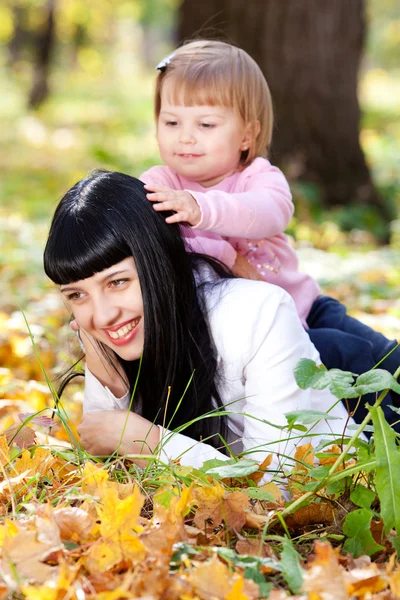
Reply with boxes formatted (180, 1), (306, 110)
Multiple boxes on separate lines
(1, 0), (400, 598)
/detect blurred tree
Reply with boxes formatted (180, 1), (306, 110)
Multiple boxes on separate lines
(178, 0), (392, 222)
(28, 0), (56, 108)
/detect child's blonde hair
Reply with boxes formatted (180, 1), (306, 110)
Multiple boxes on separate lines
(154, 39), (273, 166)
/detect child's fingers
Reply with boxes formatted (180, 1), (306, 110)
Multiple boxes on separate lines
(165, 212), (187, 224)
(146, 191), (175, 203)
(152, 201), (178, 212)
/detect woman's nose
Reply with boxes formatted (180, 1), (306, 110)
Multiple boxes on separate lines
(92, 295), (120, 329)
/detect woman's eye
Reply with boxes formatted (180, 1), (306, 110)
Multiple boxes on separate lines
(67, 292), (83, 301)
(166, 120), (177, 127)
(109, 279), (128, 288)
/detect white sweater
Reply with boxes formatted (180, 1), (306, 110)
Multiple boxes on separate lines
(84, 278), (354, 469)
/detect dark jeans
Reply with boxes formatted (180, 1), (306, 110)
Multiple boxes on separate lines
(307, 295), (400, 432)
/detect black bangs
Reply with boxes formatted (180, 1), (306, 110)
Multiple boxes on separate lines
(44, 213), (130, 285)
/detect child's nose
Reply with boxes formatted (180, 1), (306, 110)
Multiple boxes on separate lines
(179, 127), (195, 144)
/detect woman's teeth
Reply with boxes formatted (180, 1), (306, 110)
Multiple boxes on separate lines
(108, 319), (138, 339)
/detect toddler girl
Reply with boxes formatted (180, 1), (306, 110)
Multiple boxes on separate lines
(140, 39), (400, 428)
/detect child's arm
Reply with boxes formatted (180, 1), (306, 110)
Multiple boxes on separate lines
(145, 161), (293, 240)
(191, 165), (293, 239)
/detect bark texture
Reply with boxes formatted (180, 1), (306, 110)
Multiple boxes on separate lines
(28, 0), (56, 109)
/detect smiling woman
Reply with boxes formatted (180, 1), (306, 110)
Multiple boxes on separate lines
(44, 170), (356, 471)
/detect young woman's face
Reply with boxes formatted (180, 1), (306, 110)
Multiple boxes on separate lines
(60, 257), (144, 361)
(157, 79), (252, 187)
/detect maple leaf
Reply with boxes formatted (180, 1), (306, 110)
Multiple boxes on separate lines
(222, 491), (251, 531)
(12, 447), (55, 479)
(193, 482), (225, 529)
(86, 485), (146, 572)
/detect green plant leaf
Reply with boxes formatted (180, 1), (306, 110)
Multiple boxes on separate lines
(245, 487), (276, 502)
(371, 405), (400, 534)
(294, 359), (356, 399)
(343, 508), (383, 557)
(244, 567), (272, 597)
(350, 484), (376, 509)
(285, 409), (340, 426)
(280, 537), (304, 594)
(351, 370), (400, 397)
(204, 458), (259, 478)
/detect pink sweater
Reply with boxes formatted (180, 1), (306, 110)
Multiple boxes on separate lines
(140, 157), (319, 325)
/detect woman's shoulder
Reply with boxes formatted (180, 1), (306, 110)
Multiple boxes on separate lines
(203, 278), (295, 359)
(205, 277), (290, 313)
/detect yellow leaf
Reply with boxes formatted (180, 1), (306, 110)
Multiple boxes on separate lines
(171, 484), (194, 520)
(226, 577), (250, 600)
(0, 435), (10, 467)
(81, 461), (109, 498)
(0, 519), (19, 546)
(13, 448), (55, 478)
(20, 585), (58, 600)
(87, 485), (145, 572)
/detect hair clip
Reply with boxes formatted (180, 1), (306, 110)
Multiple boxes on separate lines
(156, 52), (176, 72)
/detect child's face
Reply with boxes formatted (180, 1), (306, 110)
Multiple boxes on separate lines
(60, 257), (145, 362)
(157, 79), (252, 187)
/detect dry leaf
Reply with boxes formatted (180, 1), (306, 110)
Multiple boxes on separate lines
(53, 506), (94, 542)
(302, 541), (349, 600)
(2, 528), (62, 583)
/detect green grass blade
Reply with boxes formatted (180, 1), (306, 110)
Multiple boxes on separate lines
(370, 405), (400, 533)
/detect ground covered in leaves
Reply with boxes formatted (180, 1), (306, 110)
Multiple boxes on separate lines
(2, 213), (400, 599)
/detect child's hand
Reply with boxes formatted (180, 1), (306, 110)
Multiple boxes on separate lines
(144, 184), (201, 226)
(232, 254), (264, 281)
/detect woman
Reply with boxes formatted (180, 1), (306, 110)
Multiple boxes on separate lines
(44, 171), (355, 471)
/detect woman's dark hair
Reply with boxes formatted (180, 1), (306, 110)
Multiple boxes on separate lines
(44, 171), (229, 446)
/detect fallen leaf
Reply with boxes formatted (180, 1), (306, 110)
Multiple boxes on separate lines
(53, 506), (94, 542)
(302, 541), (348, 600)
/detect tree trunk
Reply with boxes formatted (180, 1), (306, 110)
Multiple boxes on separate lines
(178, 0), (388, 219)
(28, 0), (56, 109)
(8, 6), (29, 67)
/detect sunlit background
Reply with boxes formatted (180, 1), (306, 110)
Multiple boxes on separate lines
(0, 0), (400, 395)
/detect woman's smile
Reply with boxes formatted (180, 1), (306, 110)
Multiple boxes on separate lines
(103, 317), (141, 345)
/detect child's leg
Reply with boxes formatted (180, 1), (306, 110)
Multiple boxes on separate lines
(307, 296), (400, 374)
(308, 327), (400, 433)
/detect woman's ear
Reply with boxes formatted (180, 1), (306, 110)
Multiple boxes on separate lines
(240, 120), (261, 151)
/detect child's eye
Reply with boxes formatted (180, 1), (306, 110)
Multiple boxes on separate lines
(200, 122), (215, 129)
(109, 278), (128, 288)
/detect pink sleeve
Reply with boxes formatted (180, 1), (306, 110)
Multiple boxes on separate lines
(183, 230), (237, 268)
(190, 165), (293, 239)
(140, 166), (178, 187)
